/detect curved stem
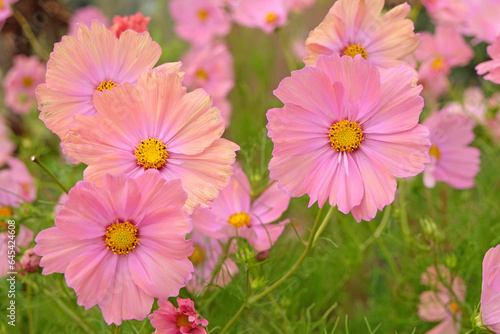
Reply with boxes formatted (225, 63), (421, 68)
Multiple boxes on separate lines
(11, 8), (49, 62)
(31, 156), (69, 194)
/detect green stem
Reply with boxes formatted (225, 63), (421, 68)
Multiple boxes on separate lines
(31, 156), (69, 194)
(27, 282), (34, 334)
(45, 292), (95, 334)
(11, 8), (49, 62)
(368, 207), (400, 278)
(110, 324), (120, 334)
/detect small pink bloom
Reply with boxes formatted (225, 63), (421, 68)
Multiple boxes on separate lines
(0, 225), (33, 277)
(109, 12), (150, 38)
(423, 107), (480, 189)
(169, 0), (231, 45)
(267, 54), (430, 222)
(149, 298), (208, 334)
(192, 166), (290, 252)
(0, 0), (18, 31)
(480, 245), (500, 333)
(68, 6), (109, 36)
(34, 172), (194, 325)
(421, 0), (468, 30)
(0, 157), (36, 207)
(304, 0), (419, 69)
(62, 70), (239, 213)
(20, 248), (41, 273)
(418, 265), (466, 334)
(464, 0), (500, 43)
(232, 0), (288, 34)
(285, 0), (315, 13)
(0, 117), (15, 166)
(477, 36), (500, 85)
(3, 55), (46, 114)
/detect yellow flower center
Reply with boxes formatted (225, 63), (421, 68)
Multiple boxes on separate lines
(105, 221), (139, 255)
(197, 9), (209, 22)
(96, 80), (118, 92)
(429, 144), (440, 159)
(431, 57), (446, 72)
(329, 120), (364, 152)
(449, 301), (460, 314)
(343, 44), (368, 60)
(134, 138), (169, 169)
(189, 244), (206, 266)
(228, 212), (251, 228)
(0, 1), (3, 10)
(0, 206), (13, 217)
(265, 12), (278, 24)
(176, 314), (191, 328)
(22, 76), (33, 88)
(195, 68), (209, 81)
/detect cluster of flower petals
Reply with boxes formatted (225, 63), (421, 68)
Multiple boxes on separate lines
(0, 157), (36, 207)
(232, 0), (289, 34)
(480, 245), (500, 333)
(0, 224), (33, 277)
(477, 36), (500, 85)
(149, 298), (208, 334)
(109, 12), (150, 38)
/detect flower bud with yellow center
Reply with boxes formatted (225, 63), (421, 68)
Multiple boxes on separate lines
(105, 221), (139, 255)
(189, 244), (206, 266)
(134, 138), (169, 169)
(329, 120), (364, 152)
(343, 44), (368, 60)
(228, 212), (251, 229)
(429, 144), (440, 160)
(96, 80), (118, 92)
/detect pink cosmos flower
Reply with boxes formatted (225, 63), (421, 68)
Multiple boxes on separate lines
(423, 107), (480, 189)
(285, 0), (315, 13)
(34, 172), (194, 325)
(304, 0), (419, 69)
(20, 248), (41, 273)
(0, 117), (15, 166)
(62, 70), (239, 213)
(169, 0), (231, 45)
(0, 224), (33, 277)
(149, 298), (208, 334)
(0, 0), (17, 31)
(267, 54), (430, 222)
(480, 245), (500, 333)
(3, 55), (46, 114)
(464, 0), (500, 43)
(477, 36), (500, 85)
(418, 265), (466, 334)
(0, 157), (36, 207)
(68, 6), (109, 36)
(109, 12), (150, 38)
(232, 0), (288, 34)
(421, 0), (468, 30)
(192, 166), (290, 252)
(36, 21), (178, 142)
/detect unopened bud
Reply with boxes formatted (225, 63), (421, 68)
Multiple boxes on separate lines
(20, 249), (41, 273)
(256, 250), (270, 262)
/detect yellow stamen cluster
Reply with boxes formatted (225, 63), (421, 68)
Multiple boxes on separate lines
(105, 221), (139, 255)
(176, 314), (191, 328)
(431, 57), (446, 72)
(134, 138), (169, 169)
(429, 144), (440, 160)
(329, 120), (364, 152)
(228, 212), (251, 229)
(189, 244), (206, 266)
(0, 206), (13, 217)
(0, 1), (3, 10)
(197, 9), (209, 22)
(195, 68), (209, 81)
(96, 80), (118, 92)
(343, 44), (368, 60)
(265, 12), (278, 24)
(22, 77), (34, 88)
(449, 301), (460, 314)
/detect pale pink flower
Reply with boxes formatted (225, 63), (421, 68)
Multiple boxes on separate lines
(232, 0), (288, 34)
(3, 55), (46, 114)
(36, 21), (177, 142)
(0, 224), (33, 277)
(418, 265), (466, 334)
(0, 0), (18, 31)
(477, 36), (500, 85)
(420, 0), (468, 30)
(0, 117), (15, 166)
(62, 70), (239, 213)
(68, 6), (109, 36)
(480, 245), (500, 333)
(304, 0), (419, 69)
(109, 12), (150, 38)
(0, 157), (36, 207)
(149, 298), (208, 334)
(285, 0), (315, 13)
(192, 166), (290, 252)
(423, 108), (480, 189)
(20, 248), (41, 273)
(464, 0), (500, 43)
(34, 172), (194, 325)
(267, 54), (430, 222)
(169, 0), (231, 45)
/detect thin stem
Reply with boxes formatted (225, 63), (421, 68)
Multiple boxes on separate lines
(312, 206), (335, 246)
(110, 324), (120, 334)
(27, 282), (34, 334)
(11, 8), (49, 62)
(31, 156), (69, 194)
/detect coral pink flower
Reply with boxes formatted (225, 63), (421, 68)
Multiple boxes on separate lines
(187, 231), (238, 293)
(36, 21), (176, 142)
(285, 0), (315, 13)
(418, 265), (466, 334)
(0, 117), (15, 166)
(0, 0), (18, 31)
(169, 0), (231, 45)
(304, 0), (419, 69)
(423, 107), (480, 189)
(480, 245), (500, 333)
(34, 172), (194, 325)
(267, 54), (430, 222)
(149, 298), (208, 334)
(0, 157), (36, 207)
(477, 36), (500, 85)
(109, 12), (150, 38)
(192, 166), (290, 252)
(3, 55), (46, 114)
(232, 0), (288, 34)
(62, 70), (239, 213)
(0, 224), (33, 277)
(68, 5), (109, 36)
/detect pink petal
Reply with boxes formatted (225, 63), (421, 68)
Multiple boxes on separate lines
(249, 220), (287, 252)
(418, 290), (449, 322)
(251, 182), (290, 224)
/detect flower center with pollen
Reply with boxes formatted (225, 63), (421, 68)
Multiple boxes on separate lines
(197, 9), (209, 22)
(96, 80), (118, 92)
(176, 314), (191, 328)
(22, 76), (33, 87)
(429, 144), (440, 159)
(196, 68), (208, 81)
(228, 212), (251, 228)
(265, 12), (278, 24)
(105, 221), (139, 255)
(189, 244), (206, 266)
(431, 57), (446, 72)
(134, 138), (169, 169)
(0, 206), (13, 217)
(329, 120), (364, 152)
(343, 44), (368, 59)
(449, 301), (460, 313)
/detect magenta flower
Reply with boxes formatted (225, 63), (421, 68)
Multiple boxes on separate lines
(34, 172), (194, 325)
(232, 0), (288, 34)
(109, 12), (150, 38)
(418, 265), (466, 334)
(422, 107), (480, 189)
(0, 157), (36, 207)
(149, 298), (208, 334)
(0, 0), (17, 31)
(304, 0), (419, 69)
(169, 0), (231, 45)
(192, 166), (290, 252)
(68, 5), (109, 36)
(267, 54), (430, 222)
(0, 224), (33, 277)
(62, 70), (239, 213)
(3, 55), (46, 114)
(477, 36), (500, 85)
(480, 245), (500, 333)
